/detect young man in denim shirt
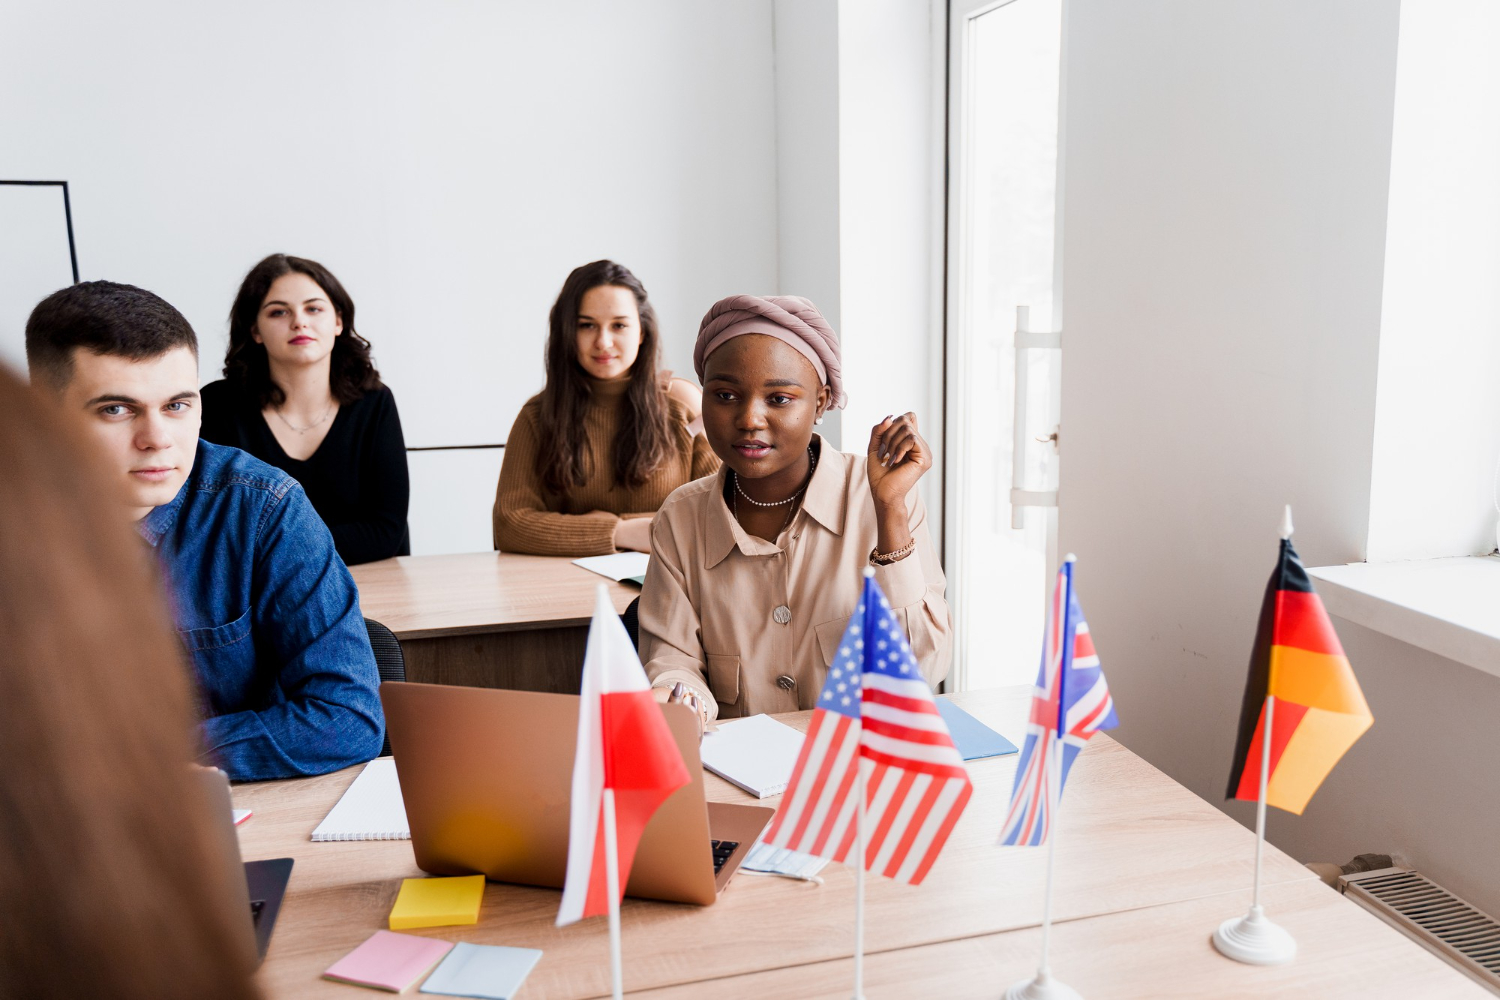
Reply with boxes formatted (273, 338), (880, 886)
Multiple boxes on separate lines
(26, 281), (383, 780)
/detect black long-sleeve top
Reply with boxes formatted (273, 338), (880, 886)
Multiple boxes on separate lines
(199, 380), (411, 565)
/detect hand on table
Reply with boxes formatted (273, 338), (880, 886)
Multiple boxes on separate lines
(658, 681), (708, 743)
(613, 515), (654, 553)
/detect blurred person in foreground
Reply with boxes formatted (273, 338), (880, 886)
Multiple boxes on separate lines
(0, 364), (261, 999)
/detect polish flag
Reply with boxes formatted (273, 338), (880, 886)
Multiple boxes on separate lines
(557, 585), (691, 926)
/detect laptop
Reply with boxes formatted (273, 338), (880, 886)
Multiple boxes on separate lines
(381, 681), (774, 906)
(193, 767), (294, 966)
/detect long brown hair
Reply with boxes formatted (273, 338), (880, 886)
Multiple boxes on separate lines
(536, 260), (674, 493)
(224, 253), (382, 407)
(0, 366), (261, 1000)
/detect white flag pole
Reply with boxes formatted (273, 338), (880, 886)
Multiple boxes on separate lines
(853, 757), (868, 1000)
(1212, 508), (1297, 965)
(1253, 695), (1273, 912)
(1038, 732), (1062, 975)
(1006, 560), (1083, 1000)
(602, 787), (624, 1000)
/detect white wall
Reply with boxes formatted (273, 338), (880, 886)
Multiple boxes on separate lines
(769, 0), (943, 472)
(1059, 0), (1500, 920)
(0, 0), (780, 552)
(1056, 0), (1401, 874)
(836, 0), (940, 478)
(1366, 0), (1500, 562)
(771, 0), (844, 449)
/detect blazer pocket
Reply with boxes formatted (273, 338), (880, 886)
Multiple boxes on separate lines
(178, 608), (252, 653)
(814, 617), (854, 667)
(706, 653), (741, 706)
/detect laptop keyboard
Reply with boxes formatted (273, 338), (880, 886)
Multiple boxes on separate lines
(710, 840), (740, 875)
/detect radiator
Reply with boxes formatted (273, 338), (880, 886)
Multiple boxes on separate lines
(1338, 866), (1500, 994)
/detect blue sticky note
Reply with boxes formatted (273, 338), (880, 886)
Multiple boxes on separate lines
(936, 697), (1019, 761)
(419, 942), (543, 999)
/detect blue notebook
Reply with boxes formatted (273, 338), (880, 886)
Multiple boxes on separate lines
(936, 697), (1019, 760)
(419, 942), (542, 999)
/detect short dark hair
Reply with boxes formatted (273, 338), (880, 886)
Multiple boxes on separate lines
(25, 281), (199, 391)
(224, 254), (382, 407)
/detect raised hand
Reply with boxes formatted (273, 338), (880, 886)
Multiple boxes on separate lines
(866, 412), (931, 514)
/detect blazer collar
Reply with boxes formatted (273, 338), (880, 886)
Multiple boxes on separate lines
(702, 435), (844, 569)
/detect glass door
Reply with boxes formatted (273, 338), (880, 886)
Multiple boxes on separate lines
(945, 0), (1064, 689)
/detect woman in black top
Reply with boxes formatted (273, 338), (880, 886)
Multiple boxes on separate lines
(200, 254), (410, 565)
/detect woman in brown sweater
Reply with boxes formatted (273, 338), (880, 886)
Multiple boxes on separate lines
(492, 260), (718, 555)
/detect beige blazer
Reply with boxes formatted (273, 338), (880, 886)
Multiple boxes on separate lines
(639, 437), (951, 722)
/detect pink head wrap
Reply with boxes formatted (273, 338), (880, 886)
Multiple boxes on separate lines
(692, 294), (846, 409)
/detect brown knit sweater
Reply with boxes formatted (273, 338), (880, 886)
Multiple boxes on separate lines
(492, 375), (720, 556)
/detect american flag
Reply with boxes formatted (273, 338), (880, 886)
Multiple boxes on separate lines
(761, 572), (972, 885)
(1000, 557), (1118, 847)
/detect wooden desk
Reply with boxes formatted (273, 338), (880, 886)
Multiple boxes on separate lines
(236, 688), (1476, 998)
(350, 553), (637, 692)
(633, 880), (1487, 999)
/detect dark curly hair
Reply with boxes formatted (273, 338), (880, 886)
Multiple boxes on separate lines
(224, 254), (381, 407)
(537, 260), (674, 493)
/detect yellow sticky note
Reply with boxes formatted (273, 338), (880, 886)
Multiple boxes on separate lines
(388, 875), (486, 930)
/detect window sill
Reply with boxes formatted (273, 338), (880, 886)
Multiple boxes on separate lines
(1308, 556), (1500, 679)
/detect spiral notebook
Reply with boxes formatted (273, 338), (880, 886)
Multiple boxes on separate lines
(311, 758), (411, 841)
(699, 714), (806, 798)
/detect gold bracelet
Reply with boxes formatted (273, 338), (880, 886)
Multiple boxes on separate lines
(870, 538), (916, 565)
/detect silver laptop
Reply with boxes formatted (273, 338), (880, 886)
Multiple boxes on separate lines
(381, 682), (774, 906)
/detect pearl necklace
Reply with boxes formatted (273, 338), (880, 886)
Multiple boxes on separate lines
(730, 446), (817, 535)
(732, 446), (816, 506)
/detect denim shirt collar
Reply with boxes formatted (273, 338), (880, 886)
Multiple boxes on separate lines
(136, 469), (192, 548)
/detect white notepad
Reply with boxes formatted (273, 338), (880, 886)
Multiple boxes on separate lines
(310, 758), (410, 841)
(572, 551), (650, 585)
(699, 714), (806, 798)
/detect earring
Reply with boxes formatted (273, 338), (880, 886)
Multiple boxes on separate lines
(814, 414), (825, 425)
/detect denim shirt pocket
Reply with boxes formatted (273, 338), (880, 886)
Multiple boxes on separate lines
(178, 608), (253, 653)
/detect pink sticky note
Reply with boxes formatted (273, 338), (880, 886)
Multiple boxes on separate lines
(323, 930), (454, 992)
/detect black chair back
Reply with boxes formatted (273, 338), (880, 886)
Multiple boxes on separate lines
(364, 618), (405, 758)
(620, 596), (641, 651)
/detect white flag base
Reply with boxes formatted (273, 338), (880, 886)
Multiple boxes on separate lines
(1212, 904), (1297, 965)
(1004, 971), (1083, 1000)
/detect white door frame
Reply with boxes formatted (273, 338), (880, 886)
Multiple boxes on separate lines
(942, 0), (1067, 692)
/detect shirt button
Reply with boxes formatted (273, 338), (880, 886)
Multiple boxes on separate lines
(776, 674), (796, 691)
(773, 605), (792, 625)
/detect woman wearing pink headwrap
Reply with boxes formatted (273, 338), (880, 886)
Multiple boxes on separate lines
(639, 295), (951, 730)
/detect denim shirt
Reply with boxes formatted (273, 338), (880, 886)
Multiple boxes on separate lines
(139, 440), (384, 780)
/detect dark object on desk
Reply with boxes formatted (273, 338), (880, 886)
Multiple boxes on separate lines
(936, 696), (1020, 760)
(710, 840), (739, 875)
(620, 596), (641, 649)
(195, 768), (294, 966)
(365, 617), (406, 758)
(244, 858), (294, 960)
(380, 681), (772, 905)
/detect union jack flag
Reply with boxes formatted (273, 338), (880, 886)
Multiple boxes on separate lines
(761, 572), (972, 885)
(999, 557), (1118, 847)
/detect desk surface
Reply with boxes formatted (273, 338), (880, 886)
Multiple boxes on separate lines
(633, 879), (1487, 999)
(350, 552), (638, 640)
(236, 688), (1473, 998)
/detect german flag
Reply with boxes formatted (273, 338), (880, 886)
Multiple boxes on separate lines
(1226, 538), (1372, 815)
